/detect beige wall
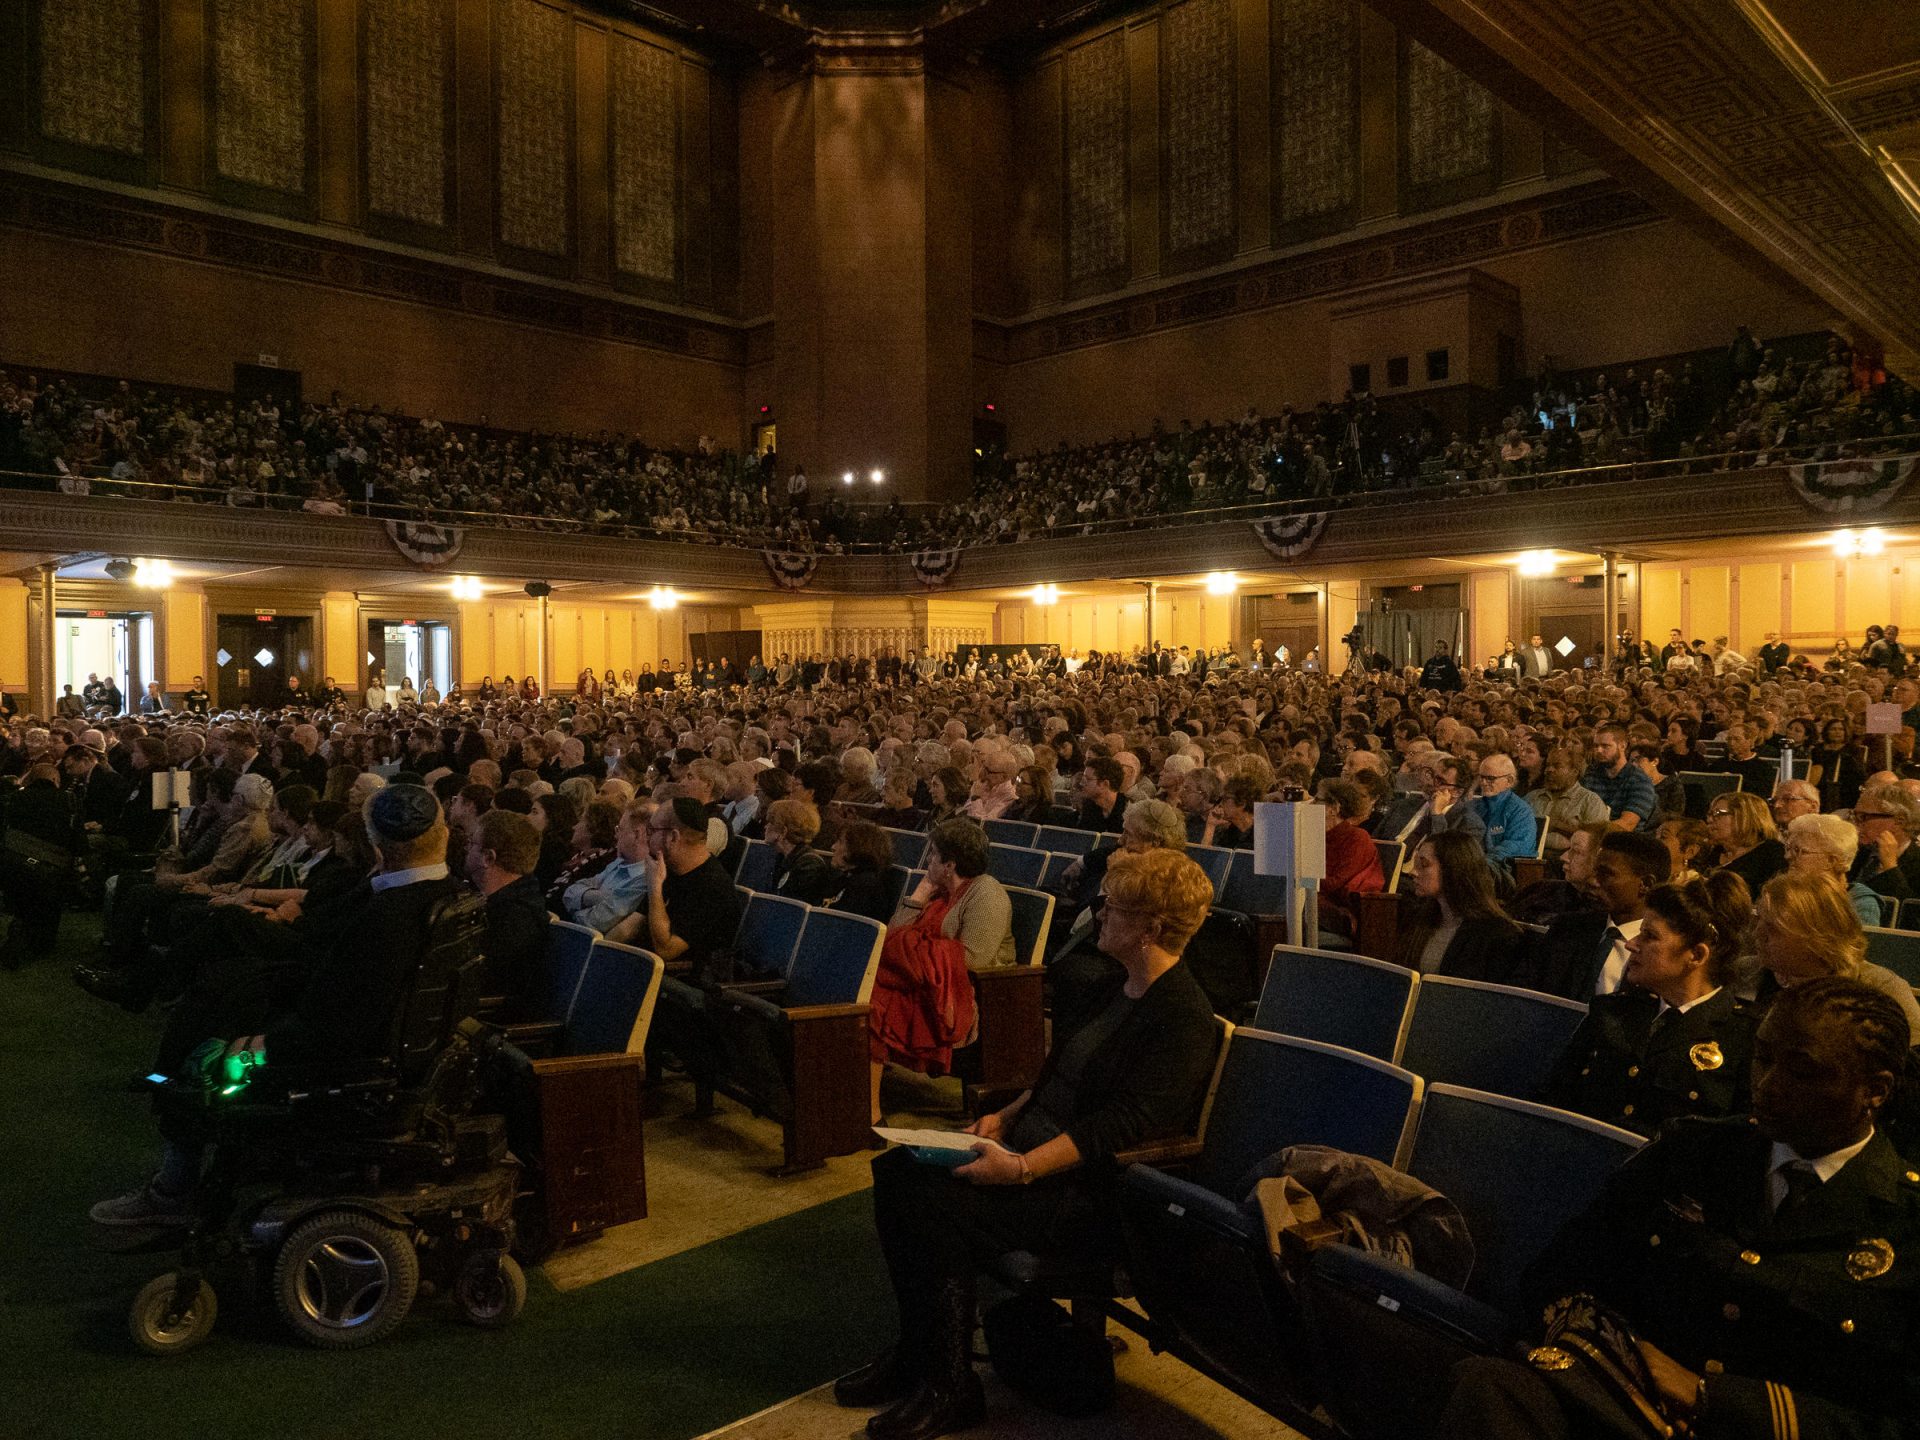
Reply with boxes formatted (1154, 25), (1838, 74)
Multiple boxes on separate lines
(1640, 545), (1918, 653)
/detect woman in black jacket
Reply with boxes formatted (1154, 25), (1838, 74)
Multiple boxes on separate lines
(1395, 831), (1523, 979)
(836, 849), (1220, 1438)
(767, 798), (835, 906)
(828, 821), (896, 922)
(1540, 872), (1756, 1135)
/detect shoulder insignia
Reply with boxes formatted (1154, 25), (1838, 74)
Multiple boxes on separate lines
(1527, 1345), (1574, 1372)
(1689, 1041), (1725, 1072)
(1846, 1239), (1895, 1282)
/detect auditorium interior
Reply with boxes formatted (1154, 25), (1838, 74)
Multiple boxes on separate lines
(3, 0), (1919, 1437)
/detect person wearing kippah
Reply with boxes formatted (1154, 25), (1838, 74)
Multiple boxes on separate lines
(89, 786), (468, 1229)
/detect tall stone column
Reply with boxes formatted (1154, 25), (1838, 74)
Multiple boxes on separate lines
(25, 564), (56, 717)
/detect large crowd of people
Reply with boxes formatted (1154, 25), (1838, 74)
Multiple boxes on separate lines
(12, 620), (1920, 1436)
(5, 326), (1911, 554)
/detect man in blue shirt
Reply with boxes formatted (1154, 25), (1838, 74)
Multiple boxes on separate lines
(563, 799), (651, 933)
(1465, 753), (1538, 869)
(1582, 723), (1655, 831)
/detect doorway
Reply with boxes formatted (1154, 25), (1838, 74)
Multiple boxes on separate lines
(368, 619), (452, 697)
(57, 610), (154, 712)
(214, 613), (315, 707)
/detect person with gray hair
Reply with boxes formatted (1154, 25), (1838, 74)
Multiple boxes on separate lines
(839, 745), (882, 806)
(1770, 777), (1820, 834)
(1848, 782), (1920, 903)
(1785, 812), (1884, 927)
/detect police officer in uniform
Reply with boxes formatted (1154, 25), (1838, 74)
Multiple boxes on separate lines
(1439, 975), (1920, 1440)
(1543, 874), (1758, 1136)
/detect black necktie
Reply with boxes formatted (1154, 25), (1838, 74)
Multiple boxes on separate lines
(1776, 1161), (1822, 1218)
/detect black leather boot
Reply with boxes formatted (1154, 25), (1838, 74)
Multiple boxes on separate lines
(867, 1276), (986, 1440)
(833, 1346), (923, 1408)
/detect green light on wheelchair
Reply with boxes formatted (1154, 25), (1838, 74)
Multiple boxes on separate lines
(219, 1083), (246, 1096)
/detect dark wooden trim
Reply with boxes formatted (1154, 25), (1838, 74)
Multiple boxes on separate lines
(202, 0), (321, 221)
(358, 0), (461, 252)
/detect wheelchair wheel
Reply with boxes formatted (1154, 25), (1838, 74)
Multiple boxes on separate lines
(272, 1210), (419, 1349)
(129, 1272), (218, 1355)
(452, 1253), (527, 1329)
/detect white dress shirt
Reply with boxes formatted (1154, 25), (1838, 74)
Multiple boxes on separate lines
(1595, 917), (1642, 995)
(1767, 1129), (1875, 1214)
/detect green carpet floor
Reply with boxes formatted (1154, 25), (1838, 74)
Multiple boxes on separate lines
(0, 918), (894, 1440)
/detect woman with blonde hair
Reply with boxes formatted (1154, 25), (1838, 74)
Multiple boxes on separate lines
(1754, 869), (1920, 1034)
(839, 847), (1221, 1435)
(1704, 789), (1786, 893)
(1784, 811), (1885, 927)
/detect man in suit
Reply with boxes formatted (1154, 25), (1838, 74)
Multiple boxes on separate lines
(61, 737), (133, 839)
(1524, 830), (1669, 999)
(1520, 633), (1555, 680)
(1436, 977), (1920, 1440)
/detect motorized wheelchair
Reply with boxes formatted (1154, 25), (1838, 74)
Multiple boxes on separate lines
(124, 892), (528, 1354)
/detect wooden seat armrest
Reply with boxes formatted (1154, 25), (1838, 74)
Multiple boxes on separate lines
(499, 1020), (565, 1058)
(1113, 1137), (1204, 1170)
(782, 1002), (873, 1024)
(725, 978), (788, 997)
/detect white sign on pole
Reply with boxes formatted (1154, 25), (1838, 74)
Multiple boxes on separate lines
(1254, 802), (1327, 880)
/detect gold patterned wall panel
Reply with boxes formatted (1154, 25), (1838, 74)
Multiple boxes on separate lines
(1163, 0), (1234, 258)
(365, 0), (449, 228)
(1404, 40), (1494, 189)
(1065, 31), (1128, 288)
(610, 34), (678, 284)
(496, 0), (573, 257)
(1273, 0), (1355, 226)
(212, 0), (310, 194)
(38, 0), (147, 156)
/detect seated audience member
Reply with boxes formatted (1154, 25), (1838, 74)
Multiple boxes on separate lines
(1395, 831), (1524, 979)
(543, 797), (620, 912)
(765, 798), (835, 906)
(1050, 800), (1192, 1017)
(1705, 790), (1787, 894)
(839, 747), (884, 807)
(1464, 752), (1538, 871)
(837, 850), (1220, 1437)
(1715, 723), (1780, 797)
(960, 750), (1019, 821)
(1785, 811), (1887, 928)
(829, 820), (897, 922)
(1810, 718), (1869, 812)
(1315, 778), (1386, 939)
(790, 761), (845, 850)
(923, 767), (969, 827)
(467, 809), (549, 1016)
(1770, 777), (1821, 835)
(1582, 723), (1657, 831)
(1849, 783), (1920, 901)
(1175, 766), (1224, 843)
(1, 762), (87, 965)
(1074, 756), (1130, 834)
(1007, 766), (1056, 825)
(1541, 872), (1756, 1134)
(606, 796), (742, 978)
(91, 785), (465, 1227)
(1753, 869), (1920, 1035)
(1197, 774), (1260, 850)
(1437, 977), (1917, 1440)
(1400, 754), (1489, 852)
(1629, 741), (1687, 829)
(1527, 747), (1610, 857)
(872, 819), (1015, 1121)
(872, 773), (922, 831)
(529, 791), (580, 889)
(1526, 829), (1671, 1000)
(720, 761), (762, 836)
(740, 765), (793, 840)
(561, 799), (652, 934)
(1654, 815), (1711, 885)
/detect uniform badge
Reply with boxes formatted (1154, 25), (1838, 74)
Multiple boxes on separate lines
(1689, 1041), (1725, 1072)
(1526, 1345), (1575, 1371)
(1846, 1239), (1895, 1281)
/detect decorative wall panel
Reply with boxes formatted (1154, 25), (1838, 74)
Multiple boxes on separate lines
(496, 0), (572, 256)
(611, 35), (678, 283)
(1404, 41), (1493, 187)
(1163, 0), (1234, 256)
(212, 0), (308, 193)
(1065, 32), (1128, 286)
(365, 0), (448, 227)
(1274, 0), (1354, 224)
(38, 0), (146, 155)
